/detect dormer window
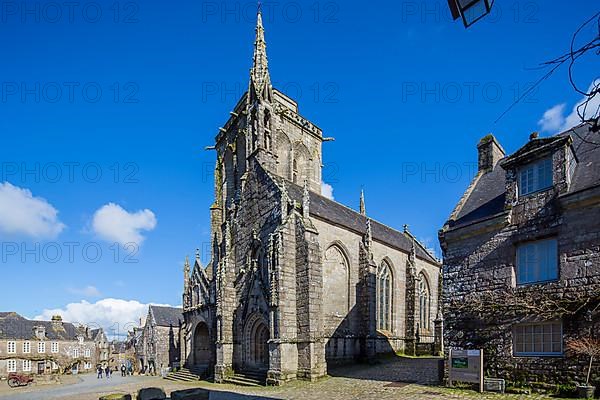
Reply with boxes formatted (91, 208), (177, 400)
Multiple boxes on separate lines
(519, 157), (552, 196)
(34, 326), (46, 340)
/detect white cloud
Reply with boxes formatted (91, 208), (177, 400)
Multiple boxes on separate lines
(538, 103), (566, 132)
(0, 182), (65, 239)
(35, 298), (176, 338)
(321, 182), (334, 200)
(539, 80), (600, 133)
(67, 285), (101, 297)
(92, 203), (157, 246)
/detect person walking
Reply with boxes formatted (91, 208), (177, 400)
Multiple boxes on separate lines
(97, 365), (103, 379)
(121, 364), (126, 377)
(105, 365), (111, 379)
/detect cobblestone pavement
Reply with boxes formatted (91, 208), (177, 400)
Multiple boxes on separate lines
(0, 358), (571, 400)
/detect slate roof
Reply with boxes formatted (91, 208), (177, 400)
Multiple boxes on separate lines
(279, 178), (439, 264)
(0, 312), (83, 340)
(149, 306), (183, 327)
(450, 123), (600, 227)
(453, 162), (507, 225)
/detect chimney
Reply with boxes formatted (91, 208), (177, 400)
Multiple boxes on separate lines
(51, 315), (63, 330)
(477, 134), (505, 173)
(529, 131), (539, 140)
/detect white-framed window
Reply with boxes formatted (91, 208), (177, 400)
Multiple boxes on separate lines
(52, 361), (58, 370)
(23, 341), (30, 353)
(51, 342), (59, 353)
(7, 341), (16, 353)
(72, 348), (79, 358)
(516, 238), (558, 285)
(7, 359), (17, 372)
(84, 362), (91, 369)
(84, 348), (91, 358)
(38, 342), (46, 353)
(519, 157), (553, 196)
(78, 337), (84, 345)
(22, 359), (31, 372)
(513, 321), (562, 356)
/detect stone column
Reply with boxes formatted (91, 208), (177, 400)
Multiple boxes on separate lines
(294, 217), (326, 381)
(434, 313), (444, 356)
(267, 226), (299, 385)
(214, 223), (235, 382)
(404, 256), (417, 356)
(358, 242), (377, 361)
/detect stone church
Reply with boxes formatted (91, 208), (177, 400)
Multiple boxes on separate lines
(180, 11), (442, 385)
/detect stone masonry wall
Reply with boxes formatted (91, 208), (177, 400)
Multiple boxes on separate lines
(442, 197), (600, 388)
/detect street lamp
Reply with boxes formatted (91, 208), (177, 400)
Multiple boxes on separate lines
(448, 0), (495, 28)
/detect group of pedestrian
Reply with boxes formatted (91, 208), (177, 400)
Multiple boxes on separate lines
(119, 364), (133, 376)
(96, 364), (133, 379)
(96, 365), (112, 379)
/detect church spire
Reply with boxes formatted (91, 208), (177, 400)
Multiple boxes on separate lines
(359, 190), (366, 216)
(250, 8), (271, 97)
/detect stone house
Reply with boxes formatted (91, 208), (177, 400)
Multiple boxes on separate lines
(128, 326), (144, 372)
(91, 328), (109, 367)
(439, 123), (600, 387)
(0, 312), (106, 377)
(138, 306), (183, 374)
(180, 10), (442, 386)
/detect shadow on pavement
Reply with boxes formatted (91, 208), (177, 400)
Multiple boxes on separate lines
(327, 356), (443, 385)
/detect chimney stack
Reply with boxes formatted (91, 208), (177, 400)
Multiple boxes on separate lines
(51, 315), (63, 330)
(477, 134), (505, 173)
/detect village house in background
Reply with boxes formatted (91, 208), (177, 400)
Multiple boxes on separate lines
(439, 122), (600, 387)
(0, 312), (109, 377)
(179, 10), (442, 386)
(137, 305), (183, 375)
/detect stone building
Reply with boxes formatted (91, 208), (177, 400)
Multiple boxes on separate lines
(439, 123), (600, 387)
(0, 312), (106, 376)
(138, 305), (183, 374)
(180, 11), (442, 385)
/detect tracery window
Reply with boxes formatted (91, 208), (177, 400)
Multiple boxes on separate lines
(377, 260), (393, 331)
(418, 273), (431, 331)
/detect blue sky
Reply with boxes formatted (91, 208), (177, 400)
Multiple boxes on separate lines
(0, 0), (597, 337)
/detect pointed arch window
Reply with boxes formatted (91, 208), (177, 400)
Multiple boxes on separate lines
(263, 110), (272, 151)
(418, 273), (431, 331)
(377, 260), (393, 331)
(323, 245), (350, 321)
(293, 158), (298, 183)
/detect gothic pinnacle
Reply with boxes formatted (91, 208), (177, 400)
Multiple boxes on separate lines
(302, 179), (310, 217)
(360, 189), (366, 215)
(251, 7), (270, 92)
(183, 255), (190, 287)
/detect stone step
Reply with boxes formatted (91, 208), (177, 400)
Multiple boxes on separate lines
(165, 368), (202, 382)
(223, 375), (263, 387)
(166, 373), (198, 381)
(164, 375), (196, 382)
(239, 370), (267, 380)
(171, 371), (199, 378)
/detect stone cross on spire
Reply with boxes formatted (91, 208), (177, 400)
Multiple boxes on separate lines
(250, 7), (271, 97)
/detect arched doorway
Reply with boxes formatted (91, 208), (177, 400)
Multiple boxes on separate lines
(244, 316), (270, 371)
(193, 322), (210, 367)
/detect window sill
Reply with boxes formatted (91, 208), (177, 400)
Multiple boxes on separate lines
(518, 186), (553, 199)
(516, 279), (559, 287)
(513, 353), (564, 358)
